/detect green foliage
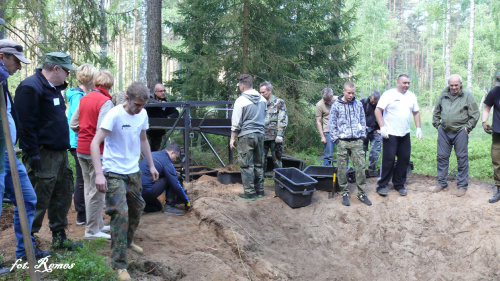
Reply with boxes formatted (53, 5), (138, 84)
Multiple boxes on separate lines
(48, 239), (118, 281)
(167, 0), (358, 151)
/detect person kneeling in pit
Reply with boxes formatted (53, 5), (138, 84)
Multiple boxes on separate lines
(140, 143), (190, 216)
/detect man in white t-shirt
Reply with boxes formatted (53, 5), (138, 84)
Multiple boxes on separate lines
(375, 74), (422, 197)
(91, 82), (159, 281)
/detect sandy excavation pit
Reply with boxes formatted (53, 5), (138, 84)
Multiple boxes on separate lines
(1, 173), (500, 280)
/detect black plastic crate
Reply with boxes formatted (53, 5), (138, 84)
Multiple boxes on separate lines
(217, 171), (242, 184)
(266, 154), (305, 172)
(302, 165), (340, 192)
(273, 167), (317, 208)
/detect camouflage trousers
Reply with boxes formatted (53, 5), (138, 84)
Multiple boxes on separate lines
(264, 140), (282, 170)
(492, 133), (500, 187)
(237, 133), (265, 195)
(337, 139), (366, 195)
(104, 170), (145, 269)
(23, 149), (74, 233)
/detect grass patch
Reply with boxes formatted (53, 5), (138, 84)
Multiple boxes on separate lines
(0, 239), (117, 281)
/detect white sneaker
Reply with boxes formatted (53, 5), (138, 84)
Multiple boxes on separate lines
(84, 231), (111, 240)
(101, 225), (111, 233)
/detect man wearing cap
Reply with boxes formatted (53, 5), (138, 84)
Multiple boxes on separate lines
(482, 72), (500, 203)
(0, 39), (51, 274)
(14, 52), (80, 250)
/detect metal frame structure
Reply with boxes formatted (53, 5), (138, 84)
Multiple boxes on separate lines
(146, 101), (234, 182)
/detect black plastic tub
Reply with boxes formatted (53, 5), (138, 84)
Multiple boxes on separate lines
(217, 171), (242, 184)
(302, 165), (340, 192)
(266, 154), (305, 172)
(273, 167), (317, 208)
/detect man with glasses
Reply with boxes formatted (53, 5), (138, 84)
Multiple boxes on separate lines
(146, 83), (179, 151)
(15, 52), (81, 250)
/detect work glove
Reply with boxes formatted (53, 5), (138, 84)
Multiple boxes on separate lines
(483, 122), (493, 134)
(29, 154), (42, 172)
(0, 61), (9, 83)
(380, 126), (389, 139)
(416, 128), (422, 141)
(185, 201), (192, 212)
(275, 136), (283, 143)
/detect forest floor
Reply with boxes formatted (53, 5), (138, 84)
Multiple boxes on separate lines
(1, 172), (500, 280)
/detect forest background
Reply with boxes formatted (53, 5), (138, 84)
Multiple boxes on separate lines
(0, 0), (499, 182)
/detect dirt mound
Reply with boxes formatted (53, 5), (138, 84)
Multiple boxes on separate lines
(2, 173), (500, 280)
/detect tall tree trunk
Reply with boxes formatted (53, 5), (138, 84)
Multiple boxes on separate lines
(242, 0), (249, 74)
(445, 0), (451, 81)
(146, 0), (161, 92)
(138, 0), (148, 83)
(0, 0), (5, 39)
(132, 0), (137, 82)
(467, 0), (475, 91)
(99, 0), (108, 69)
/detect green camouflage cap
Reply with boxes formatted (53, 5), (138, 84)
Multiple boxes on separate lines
(44, 52), (77, 71)
(496, 72), (500, 87)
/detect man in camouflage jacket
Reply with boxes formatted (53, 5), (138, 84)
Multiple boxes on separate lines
(259, 81), (288, 169)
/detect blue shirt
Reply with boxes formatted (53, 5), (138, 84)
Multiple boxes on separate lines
(139, 150), (189, 202)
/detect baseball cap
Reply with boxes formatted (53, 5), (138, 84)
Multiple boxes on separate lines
(0, 39), (30, 64)
(44, 52), (77, 71)
(496, 72), (500, 87)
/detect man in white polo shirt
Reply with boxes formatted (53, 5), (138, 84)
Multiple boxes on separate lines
(375, 74), (422, 197)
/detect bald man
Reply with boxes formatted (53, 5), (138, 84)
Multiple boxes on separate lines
(432, 74), (479, 197)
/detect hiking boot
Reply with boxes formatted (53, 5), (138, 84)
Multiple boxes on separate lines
(164, 205), (184, 216)
(396, 187), (407, 196)
(117, 269), (131, 281)
(128, 242), (143, 255)
(237, 193), (256, 201)
(366, 170), (378, 178)
(357, 193), (372, 206)
(456, 188), (467, 197)
(432, 185), (448, 193)
(52, 230), (82, 250)
(377, 187), (388, 197)
(84, 231), (111, 240)
(489, 190), (500, 203)
(256, 190), (265, 198)
(0, 264), (10, 275)
(17, 247), (52, 261)
(341, 194), (350, 206)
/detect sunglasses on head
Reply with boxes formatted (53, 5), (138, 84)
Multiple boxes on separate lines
(2, 45), (23, 52)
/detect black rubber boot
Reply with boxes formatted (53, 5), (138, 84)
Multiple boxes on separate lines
(52, 230), (82, 250)
(489, 187), (500, 203)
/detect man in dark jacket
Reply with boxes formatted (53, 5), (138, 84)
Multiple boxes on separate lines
(146, 83), (180, 151)
(483, 72), (500, 203)
(329, 81), (371, 207)
(140, 143), (189, 215)
(361, 91), (381, 177)
(432, 74), (479, 197)
(14, 52), (80, 250)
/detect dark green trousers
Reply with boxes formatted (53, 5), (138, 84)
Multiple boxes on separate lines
(237, 133), (265, 195)
(24, 149), (74, 233)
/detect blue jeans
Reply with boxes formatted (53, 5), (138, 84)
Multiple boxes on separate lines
(1, 153), (38, 258)
(323, 132), (335, 166)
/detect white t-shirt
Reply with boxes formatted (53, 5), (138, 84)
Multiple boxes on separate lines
(100, 105), (149, 174)
(377, 88), (419, 136)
